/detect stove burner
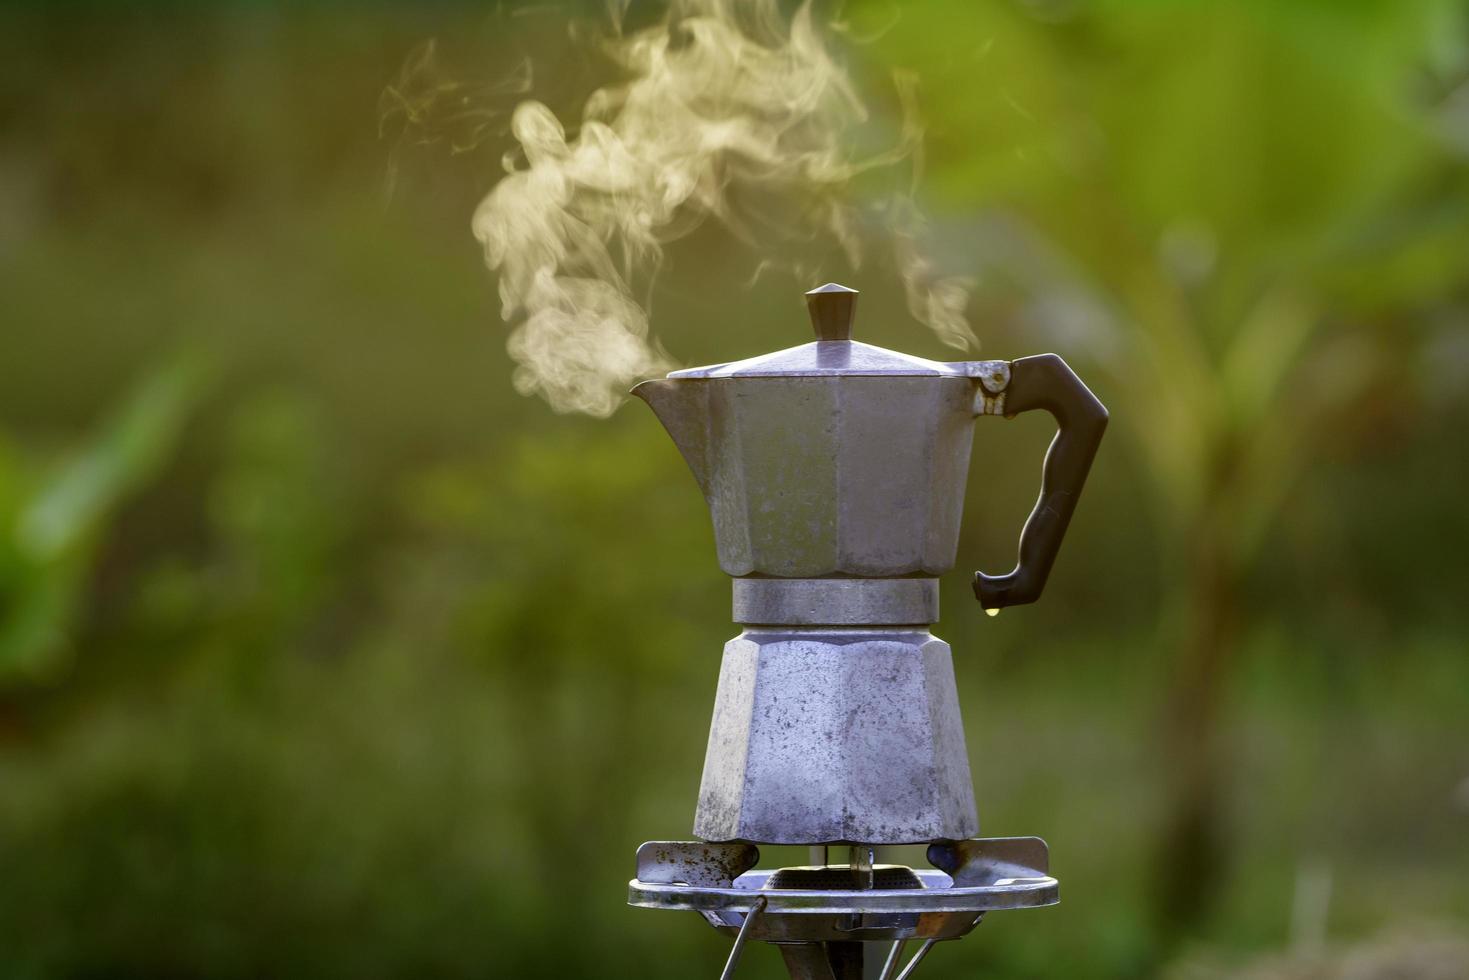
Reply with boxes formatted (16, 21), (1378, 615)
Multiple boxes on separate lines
(629, 838), (1057, 979)
(763, 865), (924, 891)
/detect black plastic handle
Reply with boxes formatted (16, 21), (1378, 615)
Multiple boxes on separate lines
(974, 354), (1108, 611)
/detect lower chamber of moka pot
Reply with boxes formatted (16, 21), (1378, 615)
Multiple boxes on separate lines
(628, 838), (1058, 978)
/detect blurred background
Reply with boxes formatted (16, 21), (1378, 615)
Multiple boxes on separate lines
(1, 1), (1467, 977)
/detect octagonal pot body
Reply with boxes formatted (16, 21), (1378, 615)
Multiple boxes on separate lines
(640, 375), (978, 579)
(694, 627), (979, 845)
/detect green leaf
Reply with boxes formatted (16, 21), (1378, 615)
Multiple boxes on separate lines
(0, 352), (209, 683)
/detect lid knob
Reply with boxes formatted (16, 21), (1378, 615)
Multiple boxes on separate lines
(805, 283), (857, 341)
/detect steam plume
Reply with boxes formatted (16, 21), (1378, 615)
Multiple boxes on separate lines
(468, 0), (974, 416)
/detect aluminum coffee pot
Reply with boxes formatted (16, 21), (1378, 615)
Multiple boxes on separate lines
(632, 283), (1106, 845)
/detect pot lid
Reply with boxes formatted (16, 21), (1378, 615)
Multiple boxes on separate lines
(667, 283), (970, 379)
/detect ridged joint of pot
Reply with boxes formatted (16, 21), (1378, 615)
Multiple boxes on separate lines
(693, 628), (980, 845)
(961, 360), (1012, 416)
(732, 577), (940, 626)
(706, 377), (976, 578)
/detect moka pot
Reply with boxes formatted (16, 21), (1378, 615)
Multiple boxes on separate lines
(633, 284), (1107, 844)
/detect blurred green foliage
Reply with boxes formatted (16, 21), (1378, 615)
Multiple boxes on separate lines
(1, 355), (204, 682)
(855, 0), (1469, 944)
(0, 2), (1466, 979)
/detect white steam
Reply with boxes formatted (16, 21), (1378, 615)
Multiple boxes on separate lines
(470, 0), (974, 416)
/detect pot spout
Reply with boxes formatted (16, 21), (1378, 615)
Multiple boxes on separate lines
(631, 379), (711, 496)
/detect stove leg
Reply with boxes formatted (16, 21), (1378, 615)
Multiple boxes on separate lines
(718, 896), (766, 980)
(892, 939), (937, 980)
(778, 944), (838, 980)
(827, 941), (864, 980)
(777, 941), (863, 980)
(876, 940), (906, 980)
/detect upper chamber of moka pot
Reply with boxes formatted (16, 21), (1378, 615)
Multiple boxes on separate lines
(633, 283), (1107, 620)
(635, 282), (990, 580)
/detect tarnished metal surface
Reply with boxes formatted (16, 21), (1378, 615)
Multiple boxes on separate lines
(926, 837), (1050, 888)
(966, 360), (1012, 393)
(635, 841), (760, 887)
(694, 629), (978, 844)
(732, 578), (939, 626)
(965, 360), (1012, 415)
